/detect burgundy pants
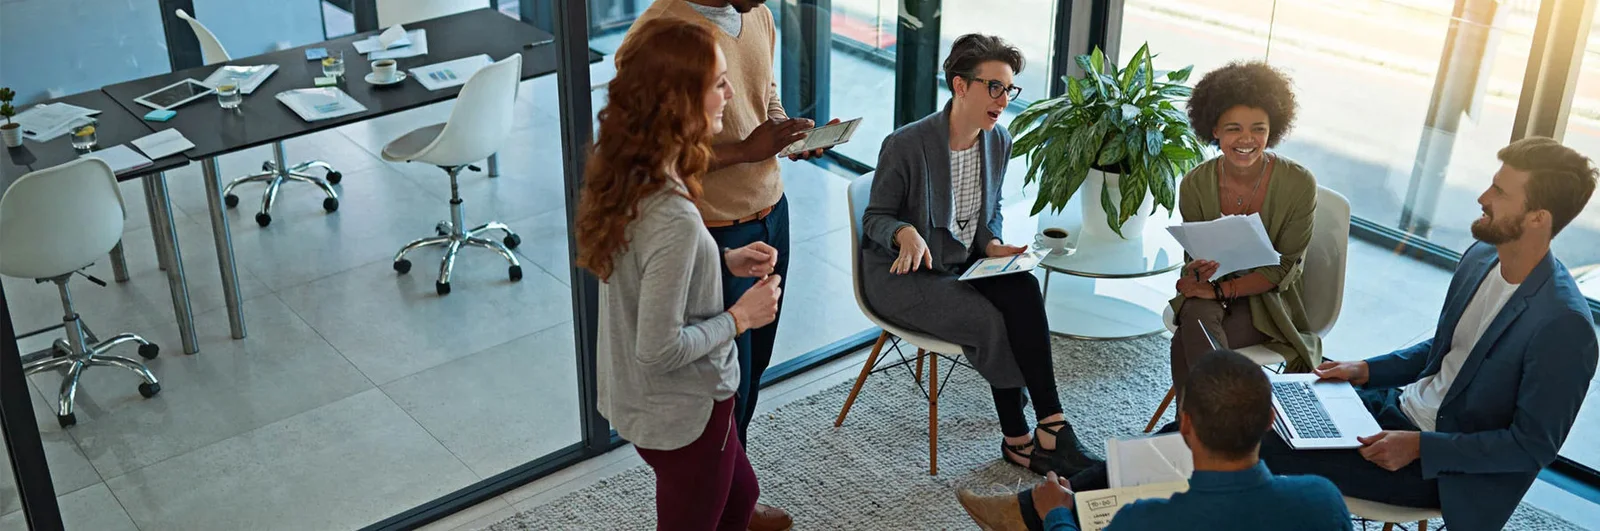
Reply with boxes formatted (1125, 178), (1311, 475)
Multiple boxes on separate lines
(635, 398), (759, 531)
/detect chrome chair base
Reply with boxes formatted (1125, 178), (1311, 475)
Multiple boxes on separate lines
(392, 165), (522, 295)
(221, 141), (342, 227)
(24, 275), (161, 428)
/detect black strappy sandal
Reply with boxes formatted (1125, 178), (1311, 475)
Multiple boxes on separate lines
(1001, 438), (1035, 469)
(1029, 420), (1103, 478)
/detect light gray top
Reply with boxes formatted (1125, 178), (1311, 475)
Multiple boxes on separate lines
(685, 1), (743, 37)
(950, 142), (983, 246)
(596, 185), (740, 451)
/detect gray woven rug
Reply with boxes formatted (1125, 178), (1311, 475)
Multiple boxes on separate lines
(486, 335), (1582, 530)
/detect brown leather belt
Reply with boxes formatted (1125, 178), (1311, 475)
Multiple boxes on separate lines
(704, 204), (776, 228)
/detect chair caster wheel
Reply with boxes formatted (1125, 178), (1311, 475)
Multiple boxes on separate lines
(323, 197), (339, 212)
(138, 343), (159, 360)
(58, 414), (76, 428)
(509, 265), (523, 281)
(224, 194), (239, 208)
(139, 382), (161, 398)
(393, 259), (412, 274)
(435, 222), (451, 236)
(326, 171), (342, 185)
(262, 161), (274, 172)
(503, 234), (522, 249)
(436, 281), (451, 295)
(255, 213), (272, 227)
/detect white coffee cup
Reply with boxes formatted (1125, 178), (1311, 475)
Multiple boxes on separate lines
(1033, 227), (1072, 255)
(371, 59), (399, 82)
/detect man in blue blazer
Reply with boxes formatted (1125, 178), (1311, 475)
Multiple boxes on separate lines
(1262, 137), (1599, 531)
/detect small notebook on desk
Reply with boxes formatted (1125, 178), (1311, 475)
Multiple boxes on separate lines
(130, 129), (196, 160)
(81, 145), (153, 175)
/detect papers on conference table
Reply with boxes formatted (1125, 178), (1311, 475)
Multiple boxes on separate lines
(355, 28), (429, 60)
(411, 54), (492, 91)
(13, 102), (101, 143)
(1074, 434), (1193, 531)
(275, 88), (368, 122)
(130, 129), (196, 160)
(80, 145), (153, 175)
(200, 64), (279, 94)
(1165, 214), (1282, 278)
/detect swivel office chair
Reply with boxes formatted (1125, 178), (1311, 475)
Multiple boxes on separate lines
(382, 55), (523, 295)
(176, 9), (343, 227)
(0, 159), (162, 428)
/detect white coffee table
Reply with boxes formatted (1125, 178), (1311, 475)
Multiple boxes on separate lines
(1036, 212), (1185, 340)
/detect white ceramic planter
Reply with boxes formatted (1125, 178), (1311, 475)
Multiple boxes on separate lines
(1, 125), (20, 148)
(1080, 169), (1153, 241)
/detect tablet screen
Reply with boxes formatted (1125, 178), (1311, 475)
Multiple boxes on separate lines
(143, 81), (208, 108)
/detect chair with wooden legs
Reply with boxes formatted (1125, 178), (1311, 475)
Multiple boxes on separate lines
(1145, 186), (1351, 432)
(834, 172), (972, 475)
(1344, 497), (1442, 531)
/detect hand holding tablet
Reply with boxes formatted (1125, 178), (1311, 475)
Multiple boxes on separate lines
(780, 117), (862, 158)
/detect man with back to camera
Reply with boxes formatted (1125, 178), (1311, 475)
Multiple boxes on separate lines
(621, 1), (841, 528)
(955, 349), (1353, 530)
(1261, 136), (1599, 531)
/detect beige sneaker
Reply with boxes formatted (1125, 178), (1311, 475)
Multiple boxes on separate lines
(955, 489), (1028, 531)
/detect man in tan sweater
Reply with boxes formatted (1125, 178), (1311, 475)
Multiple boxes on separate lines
(623, 1), (837, 529)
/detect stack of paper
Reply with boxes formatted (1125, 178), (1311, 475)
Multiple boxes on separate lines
(201, 64), (280, 94)
(1072, 434), (1194, 531)
(354, 26), (428, 60)
(13, 103), (101, 143)
(411, 55), (492, 91)
(130, 129), (196, 159)
(275, 88), (368, 122)
(81, 145), (153, 175)
(1165, 214), (1282, 278)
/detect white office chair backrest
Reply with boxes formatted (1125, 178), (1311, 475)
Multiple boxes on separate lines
(1303, 186), (1351, 336)
(175, 9), (232, 65)
(411, 54), (521, 166)
(847, 173), (876, 317)
(0, 158), (127, 279)
(377, 0), (490, 27)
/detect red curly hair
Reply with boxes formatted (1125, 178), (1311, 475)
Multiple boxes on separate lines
(576, 20), (719, 281)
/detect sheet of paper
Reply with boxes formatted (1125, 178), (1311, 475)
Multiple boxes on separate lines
(361, 30), (428, 60)
(958, 250), (1046, 281)
(130, 129), (196, 160)
(14, 103), (101, 142)
(81, 144), (153, 175)
(1074, 481), (1190, 531)
(200, 64), (279, 94)
(1165, 213), (1282, 278)
(410, 54), (492, 91)
(378, 24), (409, 48)
(1106, 433), (1193, 489)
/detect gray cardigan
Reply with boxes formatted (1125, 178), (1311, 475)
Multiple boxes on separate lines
(861, 102), (1011, 270)
(596, 186), (740, 451)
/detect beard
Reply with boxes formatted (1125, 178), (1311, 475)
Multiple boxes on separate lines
(1471, 212), (1524, 244)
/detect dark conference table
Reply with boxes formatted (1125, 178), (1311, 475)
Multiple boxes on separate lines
(100, 8), (601, 340)
(2, 90), (199, 354)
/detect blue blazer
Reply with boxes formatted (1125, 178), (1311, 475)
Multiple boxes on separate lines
(1364, 242), (1598, 531)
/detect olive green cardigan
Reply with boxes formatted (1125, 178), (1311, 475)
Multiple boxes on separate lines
(1169, 154), (1322, 371)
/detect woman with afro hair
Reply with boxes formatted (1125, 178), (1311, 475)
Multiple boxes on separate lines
(1168, 61), (1322, 413)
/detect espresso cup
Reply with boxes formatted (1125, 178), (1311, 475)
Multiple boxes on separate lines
(1034, 227), (1071, 255)
(371, 59), (398, 82)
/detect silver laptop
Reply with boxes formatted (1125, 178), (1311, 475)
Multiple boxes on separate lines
(1196, 324), (1381, 450)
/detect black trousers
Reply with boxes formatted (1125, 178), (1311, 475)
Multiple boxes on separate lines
(1258, 388), (1441, 508)
(707, 197), (791, 445)
(966, 271), (1063, 437)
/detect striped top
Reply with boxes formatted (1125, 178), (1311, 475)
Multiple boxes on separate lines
(950, 142), (983, 246)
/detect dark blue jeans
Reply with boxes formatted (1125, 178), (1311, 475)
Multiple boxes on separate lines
(706, 196), (790, 445)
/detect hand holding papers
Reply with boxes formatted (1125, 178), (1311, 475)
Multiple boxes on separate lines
(1075, 434), (1193, 531)
(1165, 214), (1281, 278)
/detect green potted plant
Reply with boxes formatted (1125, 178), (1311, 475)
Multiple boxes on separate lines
(0, 87), (20, 148)
(1010, 44), (1206, 239)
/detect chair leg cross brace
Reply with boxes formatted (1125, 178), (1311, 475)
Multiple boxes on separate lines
(833, 332), (965, 475)
(220, 141), (341, 227)
(24, 275), (162, 427)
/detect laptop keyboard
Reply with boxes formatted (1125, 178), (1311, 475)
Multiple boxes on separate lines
(1272, 381), (1343, 439)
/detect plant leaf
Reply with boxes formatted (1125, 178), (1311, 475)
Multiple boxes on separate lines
(1146, 129), (1163, 156)
(1120, 104), (1140, 122)
(1166, 65), (1194, 83)
(1158, 85), (1193, 98)
(1100, 172), (1122, 236)
(1066, 76), (1084, 105)
(1098, 132), (1127, 167)
(1119, 170), (1148, 229)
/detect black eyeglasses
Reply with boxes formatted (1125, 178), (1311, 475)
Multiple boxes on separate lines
(968, 77), (1022, 100)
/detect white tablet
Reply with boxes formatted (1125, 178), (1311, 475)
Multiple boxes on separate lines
(134, 79), (215, 110)
(779, 117), (862, 157)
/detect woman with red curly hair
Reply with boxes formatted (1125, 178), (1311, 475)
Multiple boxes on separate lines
(576, 19), (783, 531)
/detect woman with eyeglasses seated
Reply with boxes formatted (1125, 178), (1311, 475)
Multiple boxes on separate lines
(1169, 61), (1321, 418)
(859, 33), (1099, 478)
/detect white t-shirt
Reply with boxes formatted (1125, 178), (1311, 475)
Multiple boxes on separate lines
(1400, 264), (1519, 431)
(684, 2), (743, 37)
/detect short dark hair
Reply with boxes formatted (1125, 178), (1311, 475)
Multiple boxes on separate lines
(1496, 137), (1598, 236)
(1186, 61), (1298, 147)
(1182, 350), (1273, 460)
(942, 34), (1024, 92)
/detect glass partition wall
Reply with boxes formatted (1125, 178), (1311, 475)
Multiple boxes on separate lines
(3, 0), (1599, 529)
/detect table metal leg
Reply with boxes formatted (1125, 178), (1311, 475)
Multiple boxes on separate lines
(145, 186), (170, 272)
(145, 174), (198, 354)
(202, 158), (247, 340)
(487, 153), (499, 177)
(109, 241), (130, 282)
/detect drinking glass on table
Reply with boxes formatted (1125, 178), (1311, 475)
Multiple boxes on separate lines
(216, 83), (242, 109)
(321, 50), (346, 78)
(69, 119), (98, 151)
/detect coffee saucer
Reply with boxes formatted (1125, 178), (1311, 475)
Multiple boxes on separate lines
(365, 71), (407, 86)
